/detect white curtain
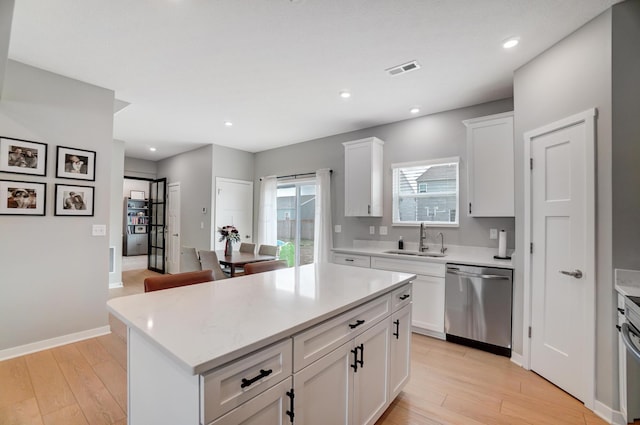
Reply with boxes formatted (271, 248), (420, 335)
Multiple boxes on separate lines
(258, 176), (278, 247)
(314, 168), (333, 263)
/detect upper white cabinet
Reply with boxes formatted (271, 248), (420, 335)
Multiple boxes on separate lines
(343, 137), (384, 217)
(463, 112), (514, 217)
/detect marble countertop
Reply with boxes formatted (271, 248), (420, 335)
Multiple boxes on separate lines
(332, 240), (515, 269)
(615, 268), (640, 297)
(107, 263), (415, 375)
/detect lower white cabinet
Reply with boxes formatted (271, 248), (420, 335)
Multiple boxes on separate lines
(211, 378), (293, 425)
(411, 274), (445, 338)
(389, 303), (411, 399)
(332, 252), (371, 268)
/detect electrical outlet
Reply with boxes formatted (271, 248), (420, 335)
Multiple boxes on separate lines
(379, 226), (388, 235)
(334, 225), (342, 233)
(92, 224), (107, 236)
(369, 226), (375, 235)
(490, 228), (498, 240)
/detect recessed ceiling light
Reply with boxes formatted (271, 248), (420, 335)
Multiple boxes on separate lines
(339, 91), (351, 99)
(224, 121), (233, 127)
(410, 107), (420, 114)
(502, 37), (520, 49)
(149, 147), (157, 152)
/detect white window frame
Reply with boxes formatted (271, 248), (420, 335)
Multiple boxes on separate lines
(391, 157), (460, 227)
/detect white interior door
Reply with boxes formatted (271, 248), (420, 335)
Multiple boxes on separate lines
(167, 183), (181, 274)
(527, 111), (595, 406)
(215, 178), (253, 250)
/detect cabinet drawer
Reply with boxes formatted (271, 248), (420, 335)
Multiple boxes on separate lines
(293, 294), (390, 372)
(391, 284), (412, 312)
(371, 256), (445, 277)
(332, 253), (371, 268)
(201, 338), (292, 424)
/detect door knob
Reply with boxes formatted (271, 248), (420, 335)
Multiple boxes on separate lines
(172, 233), (179, 237)
(560, 269), (583, 279)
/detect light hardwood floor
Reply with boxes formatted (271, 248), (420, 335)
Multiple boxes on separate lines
(0, 270), (621, 425)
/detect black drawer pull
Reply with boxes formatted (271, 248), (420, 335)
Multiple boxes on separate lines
(345, 258), (355, 262)
(357, 343), (364, 368)
(399, 294), (410, 300)
(618, 308), (625, 314)
(351, 347), (359, 372)
(285, 389), (295, 422)
(240, 368), (273, 388)
(616, 325), (622, 332)
(393, 319), (400, 339)
(349, 319), (365, 329)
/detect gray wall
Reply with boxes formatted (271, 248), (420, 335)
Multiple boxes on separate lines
(254, 98), (515, 250)
(0, 60), (114, 351)
(514, 10), (614, 407)
(124, 156), (157, 180)
(110, 140), (125, 287)
(612, 0), (640, 271)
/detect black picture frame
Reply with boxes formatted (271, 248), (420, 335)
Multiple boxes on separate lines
(54, 184), (95, 216)
(56, 146), (96, 181)
(0, 137), (48, 176)
(0, 179), (47, 215)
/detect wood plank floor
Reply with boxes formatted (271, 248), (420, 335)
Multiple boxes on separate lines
(0, 268), (621, 424)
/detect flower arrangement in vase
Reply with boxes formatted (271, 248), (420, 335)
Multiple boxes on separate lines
(218, 225), (240, 256)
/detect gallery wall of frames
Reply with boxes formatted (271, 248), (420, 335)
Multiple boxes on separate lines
(0, 136), (96, 217)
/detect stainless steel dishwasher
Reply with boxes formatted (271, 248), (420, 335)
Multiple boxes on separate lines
(445, 264), (513, 357)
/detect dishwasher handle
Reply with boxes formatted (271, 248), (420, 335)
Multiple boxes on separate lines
(621, 323), (640, 362)
(446, 268), (510, 280)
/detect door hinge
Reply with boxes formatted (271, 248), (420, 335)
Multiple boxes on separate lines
(530, 158), (533, 170)
(530, 242), (533, 254)
(528, 326), (532, 338)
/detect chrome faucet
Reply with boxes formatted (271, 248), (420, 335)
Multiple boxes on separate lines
(419, 222), (428, 252)
(438, 232), (447, 254)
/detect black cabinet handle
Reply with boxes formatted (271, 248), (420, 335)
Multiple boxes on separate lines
(393, 319), (400, 339)
(617, 325), (622, 332)
(351, 347), (359, 372)
(618, 308), (625, 314)
(357, 343), (364, 368)
(349, 319), (365, 329)
(240, 368), (273, 388)
(399, 294), (410, 300)
(285, 389), (295, 423)
(345, 258), (355, 262)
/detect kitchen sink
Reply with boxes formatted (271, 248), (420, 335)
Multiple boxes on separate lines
(383, 249), (446, 258)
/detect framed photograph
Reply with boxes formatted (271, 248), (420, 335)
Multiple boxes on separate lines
(130, 190), (145, 200)
(56, 146), (96, 181)
(0, 137), (47, 176)
(54, 184), (94, 216)
(134, 225), (147, 234)
(0, 180), (46, 215)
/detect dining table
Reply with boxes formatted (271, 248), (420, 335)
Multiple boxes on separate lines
(215, 250), (276, 277)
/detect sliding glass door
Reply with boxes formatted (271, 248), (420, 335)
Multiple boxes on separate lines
(277, 180), (316, 266)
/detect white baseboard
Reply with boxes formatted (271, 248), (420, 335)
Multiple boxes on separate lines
(510, 351), (524, 368)
(594, 399), (621, 425)
(411, 327), (445, 340)
(109, 281), (123, 289)
(0, 325), (111, 361)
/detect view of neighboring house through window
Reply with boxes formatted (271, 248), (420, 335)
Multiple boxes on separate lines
(392, 157), (459, 226)
(277, 180), (316, 266)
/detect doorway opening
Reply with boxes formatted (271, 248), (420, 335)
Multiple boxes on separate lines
(277, 179), (316, 266)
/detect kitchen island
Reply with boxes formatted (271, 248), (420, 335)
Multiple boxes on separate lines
(107, 262), (415, 425)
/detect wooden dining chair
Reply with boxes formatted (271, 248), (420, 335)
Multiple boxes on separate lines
(198, 250), (228, 280)
(239, 243), (256, 254)
(244, 260), (288, 275)
(144, 269), (214, 292)
(258, 244), (278, 256)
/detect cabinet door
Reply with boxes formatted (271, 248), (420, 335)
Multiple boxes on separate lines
(343, 138), (383, 217)
(465, 112), (514, 217)
(389, 304), (411, 399)
(210, 377), (292, 425)
(412, 275), (445, 337)
(352, 319), (390, 425)
(293, 341), (353, 425)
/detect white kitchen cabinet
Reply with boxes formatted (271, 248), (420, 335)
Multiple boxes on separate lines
(371, 256), (445, 339)
(332, 252), (371, 268)
(389, 303), (411, 400)
(463, 111), (514, 217)
(343, 137), (384, 217)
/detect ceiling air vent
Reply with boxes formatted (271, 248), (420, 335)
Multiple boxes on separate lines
(386, 60), (421, 76)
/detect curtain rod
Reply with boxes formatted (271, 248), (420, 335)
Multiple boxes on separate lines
(260, 169), (332, 181)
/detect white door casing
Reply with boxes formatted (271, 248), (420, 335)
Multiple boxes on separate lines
(167, 183), (181, 274)
(523, 108), (596, 409)
(215, 178), (254, 251)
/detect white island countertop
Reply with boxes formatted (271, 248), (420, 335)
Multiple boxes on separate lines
(615, 268), (640, 297)
(107, 263), (415, 375)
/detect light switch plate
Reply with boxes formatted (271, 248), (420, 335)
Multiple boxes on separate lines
(92, 224), (107, 236)
(334, 225), (342, 233)
(379, 226), (388, 235)
(369, 226), (375, 235)
(490, 228), (498, 240)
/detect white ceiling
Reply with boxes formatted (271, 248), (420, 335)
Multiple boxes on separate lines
(8, 0), (619, 161)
